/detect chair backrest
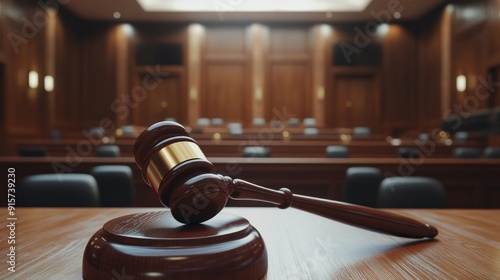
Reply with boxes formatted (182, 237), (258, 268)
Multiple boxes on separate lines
(325, 145), (349, 158)
(303, 118), (317, 127)
(18, 174), (100, 207)
(377, 177), (447, 208)
(453, 147), (481, 158)
(96, 145), (121, 157)
(287, 118), (300, 127)
(397, 147), (422, 159)
(18, 146), (47, 157)
(454, 131), (469, 143)
(242, 146), (271, 158)
(91, 165), (134, 207)
(483, 147), (500, 158)
(197, 118), (210, 127)
(51, 130), (62, 142)
(304, 127), (319, 136)
(211, 118), (224, 126)
(353, 127), (371, 136)
(120, 125), (135, 136)
(229, 127), (244, 135)
(344, 167), (382, 207)
(89, 127), (105, 138)
(227, 122), (242, 130)
(252, 118), (266, 127)
(418, 133), (430, 143)
(270, 120), (284, 128)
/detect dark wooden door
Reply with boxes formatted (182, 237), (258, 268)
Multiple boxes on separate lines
(328, 70), (378, 129)
(132, 73), (184, 126)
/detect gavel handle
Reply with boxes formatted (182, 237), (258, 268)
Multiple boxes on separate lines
(228, 178), (438, 239)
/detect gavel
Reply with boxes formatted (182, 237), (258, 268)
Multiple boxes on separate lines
(134, 121), (438, 239)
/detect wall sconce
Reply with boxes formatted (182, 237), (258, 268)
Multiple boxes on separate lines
(456, 75), (466, 92)
(44, 75), (54, 92)
(29, 71), (39, 89)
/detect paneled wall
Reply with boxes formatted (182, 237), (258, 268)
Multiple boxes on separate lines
(3, 0), (499, 147)
(451, 0), (500, 114)
(201, 26), (251, 124)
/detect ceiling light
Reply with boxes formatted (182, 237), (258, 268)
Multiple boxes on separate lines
(113, 12), (121, 19)
(137, 0), (371, 12)
(394, 12), (401, 19)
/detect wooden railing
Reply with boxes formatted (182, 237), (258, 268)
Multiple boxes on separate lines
(2, 157), (499, 208)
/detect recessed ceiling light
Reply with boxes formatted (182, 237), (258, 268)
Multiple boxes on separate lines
(394, 12), (401, 19)
(137, 0), (371, 12)
(113, 12), (121, 19)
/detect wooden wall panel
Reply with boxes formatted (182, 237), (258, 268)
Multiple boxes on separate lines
(206, 27), (245, 54)
(265, 26), (312, 121)
(269, 26), (309, 54)
(132, 71), (184, 126)
(53, 10), (82, 132)
(202, 64), (248, 121)
(415, 9), (447, 131)
(487, 0), (500, 64)
(81, 24), (117, 128)
(328, 70), (378, 128)
(0, 0), (4, 59)
(267, 63), (311, 120)
(200, 26), (250, 124)
(4, 0), (45, 137)
(381, 25), (417, 130)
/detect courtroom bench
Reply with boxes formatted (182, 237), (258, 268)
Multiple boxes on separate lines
(9, 138), (486, 158)
(1, 157), (499, 208)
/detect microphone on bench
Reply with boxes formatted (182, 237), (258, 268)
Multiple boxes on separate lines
(134, 121), (438, 239)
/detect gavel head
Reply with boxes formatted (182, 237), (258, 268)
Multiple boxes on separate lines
(134, 121), (230, 224)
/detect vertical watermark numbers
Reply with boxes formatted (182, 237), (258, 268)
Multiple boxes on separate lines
(6, 168), (17, 273)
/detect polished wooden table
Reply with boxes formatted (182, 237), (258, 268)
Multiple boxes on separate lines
(1, 208), (499, 279)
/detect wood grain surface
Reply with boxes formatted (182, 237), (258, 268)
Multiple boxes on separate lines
(1, 208), (499, 279)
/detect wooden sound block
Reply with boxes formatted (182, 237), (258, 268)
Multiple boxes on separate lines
(83, 211), (267, 280)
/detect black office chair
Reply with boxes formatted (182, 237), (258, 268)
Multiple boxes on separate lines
(353, 127), (371, 137)
(197, 118), (210, 127)
(483, 147), (500, 158)
(96, 145), (121, 157)
(287, 118), (300, 127)
(454, 131), (469, 144)
(242, 146), (271, 158)
(344, 167), (382, 207)
(18, 174), (100, 207)
(453, 147), (481, 158)
(325, 145), (349, 158)
(211, 118), (224, 126)
(377, 177), (447, 208)
(18, 146), (47, 157)
(303, 118), (317, 127)
(418, 133), (430, 143)
(91, 165), (134, 207)
(252, 118), (266, 127)
(304, 127), (319, 136)
(397, 147), (422, 159)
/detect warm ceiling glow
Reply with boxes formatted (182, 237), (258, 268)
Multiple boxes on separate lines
(137, 0), (371, 12)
